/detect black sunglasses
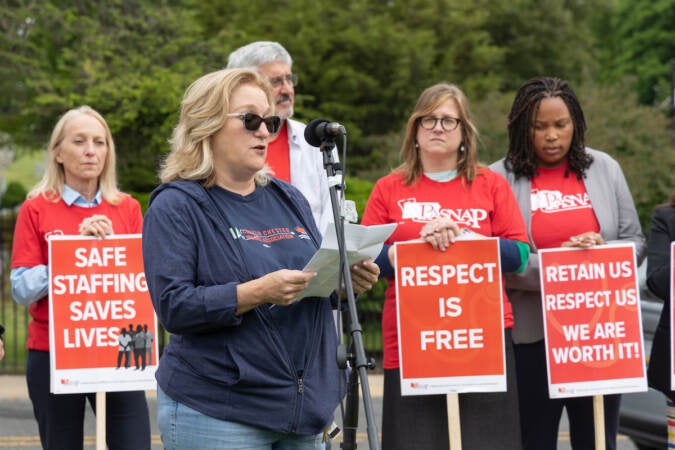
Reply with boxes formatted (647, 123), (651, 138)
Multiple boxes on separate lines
(226, 112), (281, 133)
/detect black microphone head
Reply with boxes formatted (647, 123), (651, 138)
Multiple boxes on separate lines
(304, 118), (329, 147)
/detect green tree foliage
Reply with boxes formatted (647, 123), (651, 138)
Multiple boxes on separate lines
(1, 181), (28, 208)
(0, 0), (224, 191)
(481, 0), (612, 90)
(595, 0), (675, 106)
(344, 176), (374, 221)
(0, 0), (672, 224)
(190, 0), (506, 170)
(579, 81), (674, 227)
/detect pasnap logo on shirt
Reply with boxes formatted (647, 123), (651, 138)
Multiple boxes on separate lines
(397, 198), (487, 228)
(45, 230), (65, 241)
(531, 189), (592, 213)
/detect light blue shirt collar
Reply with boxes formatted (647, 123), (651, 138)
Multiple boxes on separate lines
(62, 185), (102, 207)
(425, 169), (458, 182)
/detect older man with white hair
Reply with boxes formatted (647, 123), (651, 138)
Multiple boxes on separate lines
(227, 41), (337, 234)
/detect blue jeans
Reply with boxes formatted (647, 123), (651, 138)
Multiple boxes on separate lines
(157, 386), (326, 450)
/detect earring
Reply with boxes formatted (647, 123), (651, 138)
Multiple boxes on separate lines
(459, 143), (465, 152)
(415, 142), (419, 149)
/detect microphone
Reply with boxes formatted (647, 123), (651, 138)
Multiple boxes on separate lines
(304, 118), (346, 146)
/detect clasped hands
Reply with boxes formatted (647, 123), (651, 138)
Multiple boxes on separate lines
(419, 219), (464, 251)
(419, 221), (605, 251)
(561, 232), (605, 248)
(385, 218), (467, 266)
(78, 214), (114, 238)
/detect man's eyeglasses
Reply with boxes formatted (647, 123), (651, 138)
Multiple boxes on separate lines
(268, 73), (299, 88)
(226, 113), (281, 133)
(419, 116), (461, 132)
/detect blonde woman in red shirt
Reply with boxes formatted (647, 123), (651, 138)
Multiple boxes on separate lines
(10, 106), (151, 450)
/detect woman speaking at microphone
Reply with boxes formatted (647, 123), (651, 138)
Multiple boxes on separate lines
(142, 68), (380, 450)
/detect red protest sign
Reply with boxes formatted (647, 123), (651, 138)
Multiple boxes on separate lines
(539, 244), (646, 398)
(670, 242), (675, 390)
(395, 239), (505, 395)
(48, 234), (157, 393)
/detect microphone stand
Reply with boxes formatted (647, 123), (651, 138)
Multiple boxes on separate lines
(318, 136), (380, 450)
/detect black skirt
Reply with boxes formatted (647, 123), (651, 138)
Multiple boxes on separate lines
(381, 329), (522, 450)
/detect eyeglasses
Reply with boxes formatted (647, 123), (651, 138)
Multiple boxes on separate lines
(226, 113), (281, 133)
(419, 116), (461, 132)
(268, 73), (299, 88)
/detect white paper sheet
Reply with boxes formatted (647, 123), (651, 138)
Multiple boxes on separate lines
(300, 222), (397, 298)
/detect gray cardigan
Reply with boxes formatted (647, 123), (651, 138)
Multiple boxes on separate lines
(490, 148), (646, 344)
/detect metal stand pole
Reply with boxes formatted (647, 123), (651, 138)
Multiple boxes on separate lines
(318, 136), (380, 450)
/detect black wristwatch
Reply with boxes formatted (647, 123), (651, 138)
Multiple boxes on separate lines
(0, 324), (5, 341)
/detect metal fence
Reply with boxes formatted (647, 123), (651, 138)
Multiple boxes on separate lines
(0, 207), (384, 375)
(0, 207), (25, 374)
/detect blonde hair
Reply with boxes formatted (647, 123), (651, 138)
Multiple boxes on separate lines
(397, 82), (480, 185)
(28, 105), (122, 204)
(160, 68), (275, 187)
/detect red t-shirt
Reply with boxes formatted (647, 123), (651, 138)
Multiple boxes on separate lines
(361, 168), (528, 369)
(11, 193), (142, 351)
(530, 163), (600, 250)
(266, 123), (291, 182)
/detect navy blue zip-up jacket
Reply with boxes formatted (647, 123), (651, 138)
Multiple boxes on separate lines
(142, 178), (345, 435)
